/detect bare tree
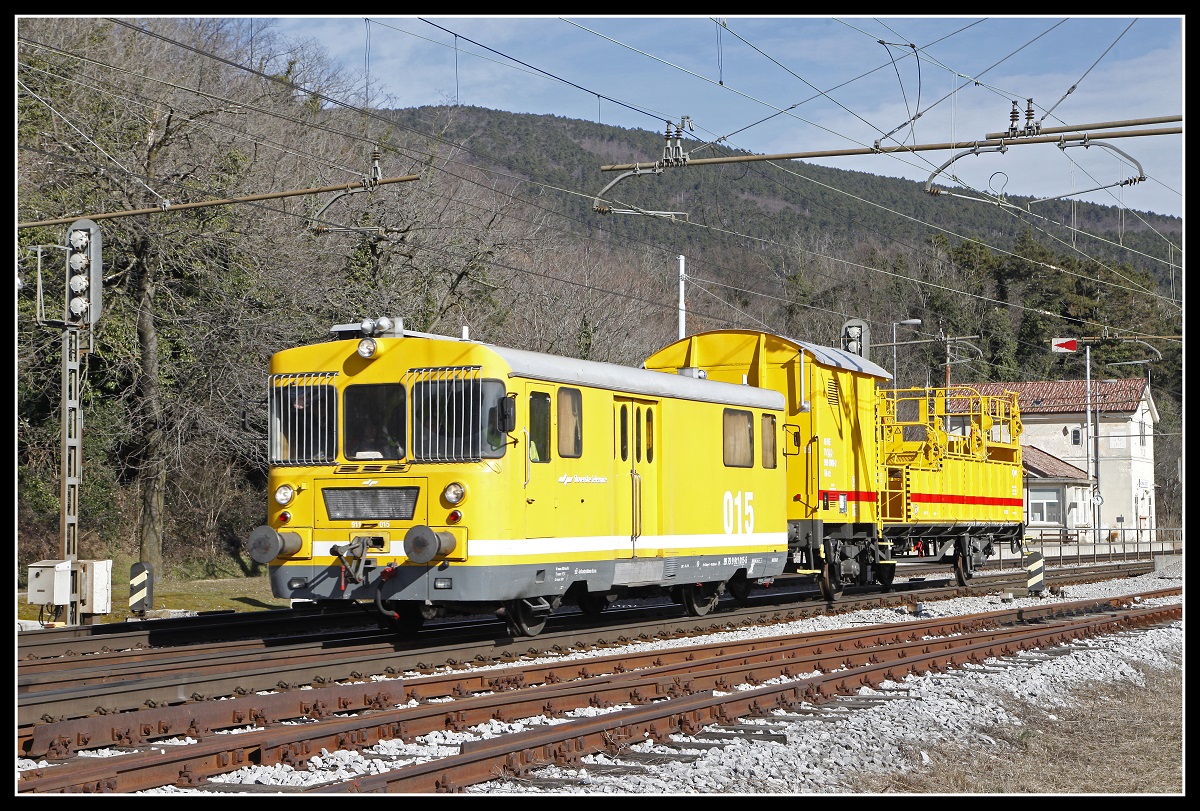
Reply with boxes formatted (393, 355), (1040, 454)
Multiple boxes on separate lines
(18, 17), (367, 572)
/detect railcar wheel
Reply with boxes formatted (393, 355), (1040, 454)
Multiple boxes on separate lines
(577, 591), (611, 617)
(503, 599), (548, 637)
(681, 583), (721, 616)
(727, 576), (754, 606)
(876, 562), (896, 592)
(818, 562), (844, 601)
(953, 549), (970, 586)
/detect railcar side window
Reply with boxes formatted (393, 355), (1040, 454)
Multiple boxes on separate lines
(723, 409), (754, 468)
(761, 413), (777, 469)
(619, 404), (629, 461)
(557, 388), (582, 458)
(645, 409), (654, 463)
(529, 391), (551, 463)
(635, 407), (642, 462)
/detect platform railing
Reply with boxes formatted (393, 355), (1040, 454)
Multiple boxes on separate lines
(990, 526), (1182, 569)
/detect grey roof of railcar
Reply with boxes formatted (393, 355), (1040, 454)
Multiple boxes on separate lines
(330, 321), (785, 410)
(789, 337), (891, 379)
(489, 344), (786, 410)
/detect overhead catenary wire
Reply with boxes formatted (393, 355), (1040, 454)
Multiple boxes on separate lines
(18, 16), (1180, 355)
(17, 19), (1180, 355)
(18, 21), (1180, 412)
(18, 175), (420, 230)
(600, 125), (1181, 172)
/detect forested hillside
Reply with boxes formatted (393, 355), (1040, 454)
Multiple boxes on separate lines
(387, 104), (1179, 290)
(16, 19), (1182, 582)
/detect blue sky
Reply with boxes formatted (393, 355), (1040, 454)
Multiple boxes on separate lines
(269, 15), (1184, 219)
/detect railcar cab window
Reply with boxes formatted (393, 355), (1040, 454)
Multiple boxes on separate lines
(529, 391), (550, 462)
(270, 379), (336, 464)
(557, 388), (582, 458)
(723, 409), (754, 468)
(344, 384), (405, 460)
(413, 379), (508, 461)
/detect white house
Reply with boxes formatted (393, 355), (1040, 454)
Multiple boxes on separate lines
(972, 378), (1159, 541)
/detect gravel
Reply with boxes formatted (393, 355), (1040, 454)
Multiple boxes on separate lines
(18, 558), (1183, 794)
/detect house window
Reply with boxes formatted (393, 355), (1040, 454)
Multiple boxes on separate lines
(1070, 428), (1082, 446)
(1028, 487), (1062, 524)
(1139, 420), (1147, 448)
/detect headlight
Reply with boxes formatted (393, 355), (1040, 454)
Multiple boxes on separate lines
(443, 482), (466, 505)
(274, 484), (295, 506)
(357, 337), (377, 358)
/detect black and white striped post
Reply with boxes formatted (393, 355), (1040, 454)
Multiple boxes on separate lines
(1024, 551), (1045, 594)
(129, 563), (153, 615)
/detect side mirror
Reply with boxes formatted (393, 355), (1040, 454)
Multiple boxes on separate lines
(498, 396), (516, 433)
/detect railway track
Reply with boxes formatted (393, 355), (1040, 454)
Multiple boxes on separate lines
(17, 560), (1173, 793)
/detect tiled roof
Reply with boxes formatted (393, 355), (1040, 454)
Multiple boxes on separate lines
(955, 378), (1147, 414)
(1022, 444), (1091, 481)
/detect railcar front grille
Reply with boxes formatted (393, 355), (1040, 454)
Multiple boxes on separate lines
(323, 487), (419, 521)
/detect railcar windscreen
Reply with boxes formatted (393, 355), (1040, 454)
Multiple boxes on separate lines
(407, 367), (507, 462)
(344, 383), (406, 460)
(268, 373), (338, 465)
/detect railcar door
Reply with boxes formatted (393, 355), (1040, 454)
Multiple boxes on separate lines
(524, 385), (556, 538)
(613, 397), (660, 558)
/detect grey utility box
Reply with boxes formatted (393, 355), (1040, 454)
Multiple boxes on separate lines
(79, 559), (113, 614)
(25, 559), (113, 614)
(27, 560), (71, 606)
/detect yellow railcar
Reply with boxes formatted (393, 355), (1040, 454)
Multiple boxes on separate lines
(643, 330), (1027, 597)
(643, 330), (892, 599)
(878, 385), (1026, 582)
(246, 318), (788, 636)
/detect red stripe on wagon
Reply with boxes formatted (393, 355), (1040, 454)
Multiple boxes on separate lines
(910, 493), (1023, 506)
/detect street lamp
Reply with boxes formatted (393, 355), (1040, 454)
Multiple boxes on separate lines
(892, 319), (922, 386)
